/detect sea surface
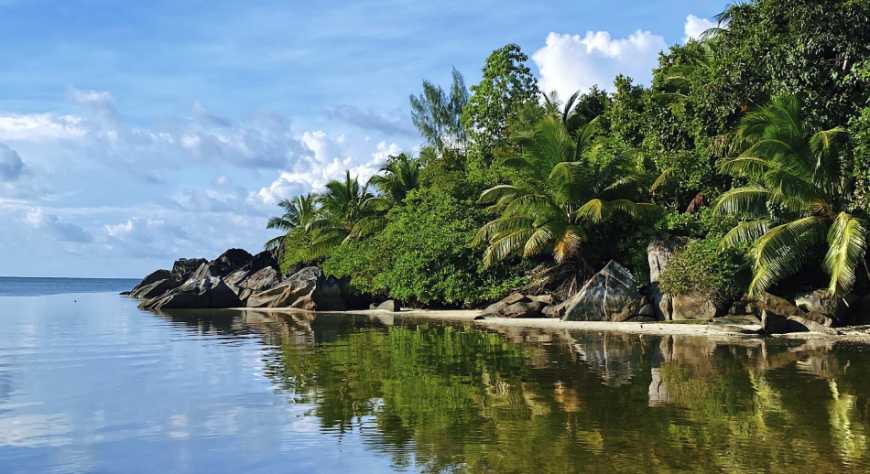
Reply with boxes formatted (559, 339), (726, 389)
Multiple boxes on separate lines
(1, 277), (869, 473)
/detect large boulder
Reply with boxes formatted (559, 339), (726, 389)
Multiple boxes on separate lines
(794, 289), (851, 321)
(646, 237), (685, 320)
(131, 278), (179, 300)
(671, 293), (718, 320)
(232, 266), (282, 303)
(129, 269), (171, 295)
(171, 258), (207, 281)
(246, 266), (345, 310)
(760, 292), (836, 334)
(207, 249), (253, 277)
(560, 261), (642, 322)
(482, 292), (552, 318)
(370, 299), (401, 312)
(141, 262), (242, 310)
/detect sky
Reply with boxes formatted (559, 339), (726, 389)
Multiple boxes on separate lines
(0, 0), (726, 278)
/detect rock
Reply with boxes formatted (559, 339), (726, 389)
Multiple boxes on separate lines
(760, 292), (836, 334)
(233, 266), (281, 303)
(129, 269), (171, 294)
(171, 258), (207, 281)
(637, 303), (656, 318)
(671, 293), (718, 320)
(713, 314), (761, 326)
(561, 261), (642, 322)
(141, 263), (242, 310)
(119, 291), (131, 296)
(246, 250), (278, 274)
(131, 278), (180, 299)
(246, 266), (345, 310)
(207, 249), (253, 277)
(500, 301), (546, 318)
(528, 294), (555, 305)
(647, 237), (684, 283)
(541, 305), (559, 318)
(794, 289), (850, 320)
(483, 292), (527, 316)
(372, 300), (401, 312)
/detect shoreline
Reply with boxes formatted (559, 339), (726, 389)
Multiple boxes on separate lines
(237, 307), (870, 344)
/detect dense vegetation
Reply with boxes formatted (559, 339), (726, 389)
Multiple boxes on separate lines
(267, 0), (870, 308)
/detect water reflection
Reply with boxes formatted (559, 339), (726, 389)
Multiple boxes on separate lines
(153, 309), (870, 473)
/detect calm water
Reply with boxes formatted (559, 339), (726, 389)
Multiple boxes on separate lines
(1, 279), (870, 473)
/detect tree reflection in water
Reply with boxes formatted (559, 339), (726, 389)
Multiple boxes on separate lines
(157, 309), (870, 473)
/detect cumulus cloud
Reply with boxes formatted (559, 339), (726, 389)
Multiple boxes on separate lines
(254, 133), (399, 205)
(532, 30), (667, 100)
(0, 143), (24, 181)
(328, 105), (416, 137)
(684, 15), (716, 43)
(24, 208), (92, 243)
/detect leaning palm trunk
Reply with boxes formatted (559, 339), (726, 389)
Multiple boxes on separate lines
(715, 95), (868, 297)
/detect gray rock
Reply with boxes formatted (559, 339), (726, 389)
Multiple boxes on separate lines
(131, 278), (179, 299)
(246, 266), (345, 310)
(171, 258), (207, 281)
(760, 292), (836, 334)
(561, 261), (642, 322)
(500, 301), (546, 318)
(671, 293), (718, 320)
(794, 289), (850, 320)
(141, 263), (242, 310)
(129, 269), (171, 295)
(647, 237), (684, 283)
(372, 300), (401, 312)
(637, 303), (656, 318)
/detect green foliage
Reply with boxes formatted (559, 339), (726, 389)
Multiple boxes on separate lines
(849, 102), (870, 213)
(659, 238), (747, 305)
(323, 188), (526, 307)
(409, 68), (468, 151)
(461, 43), (540, 156)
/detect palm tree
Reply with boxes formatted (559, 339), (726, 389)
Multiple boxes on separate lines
(715, 95), (866, 297)
(367, 153), (421, 211)
(305, 171), (375, 258)
(475, 116), (654, 269)
(264, 194), (317, 251)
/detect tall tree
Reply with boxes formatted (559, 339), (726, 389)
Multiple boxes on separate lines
(368, 153), (421, 210)
(715, 95), (866, 296)
(461, 44), (540, 156)
(409, 68), (468, 151)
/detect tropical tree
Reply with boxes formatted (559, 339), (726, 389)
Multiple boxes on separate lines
(409, 68), (468, 151)
(264, 194), (317, 251)
(475, 116), (654, 270)
(367, 153), (421, 211)
(715, 95), (867, 296)
(306, 171), (375, 258)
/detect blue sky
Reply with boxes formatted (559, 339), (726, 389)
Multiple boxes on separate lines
(0, 0), (726, 277)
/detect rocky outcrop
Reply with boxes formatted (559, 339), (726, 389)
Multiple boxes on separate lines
(246, 266), (346, 311)
(130, 269), (171, 296)
(140, 253), (250, 310)
(560, 261), (642, 322)
(671, 292), (718, 320)
(646, 237), (685, 320)
(171, 258), (207, 281)
(482, 292), (556, 318)
(793, 289), (851, 321)
(760, 292), (836, 334)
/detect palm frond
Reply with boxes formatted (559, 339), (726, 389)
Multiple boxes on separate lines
(747, 216), (827, 296)
(713, 185), (770, 215)
(824, 212), (868, 296)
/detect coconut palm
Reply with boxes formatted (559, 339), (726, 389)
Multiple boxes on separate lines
(367, 153), (421, 210)
(715, 95), (866, 296)
(475, 116), (655, 268)
(264, 194), (317, 251)
(305, 171), (375, 258)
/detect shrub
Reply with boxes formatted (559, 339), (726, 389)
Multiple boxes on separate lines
(322, 188), (526, 307)
(658, 238), (748, 305)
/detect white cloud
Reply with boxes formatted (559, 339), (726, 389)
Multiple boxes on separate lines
(0, 143), (24, 181)
(684, 15), (716, 43)
(532, 30), (667, 100)
(254, 133), (399, 205)
(0, 113), (88, 141)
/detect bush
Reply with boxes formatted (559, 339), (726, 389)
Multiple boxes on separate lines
(658, 238), (748, 305)
(322, 188), (526, 307)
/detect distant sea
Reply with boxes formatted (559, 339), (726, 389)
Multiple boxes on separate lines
(0, 276), (140, 296)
